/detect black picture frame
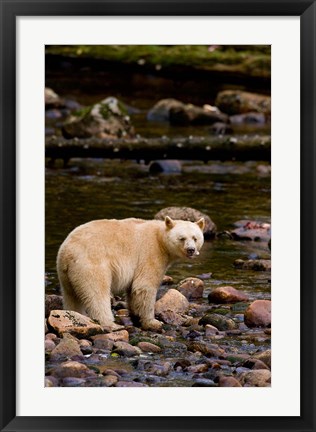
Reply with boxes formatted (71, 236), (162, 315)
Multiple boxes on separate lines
(1, 1), (315, 431)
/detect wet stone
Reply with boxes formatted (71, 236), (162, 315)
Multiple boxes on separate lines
(93, 339), (114, 350)
(178, 277), (204, 300)
(157, 310), (187, 326)
(192, 378), (216, 387)
(208, 286), (249, 304)
(62, 377), (86, 387)
(138, 342), (162, 353)
(51, 360), (96, 379)
(155, 289), (189, 315)
(244, 300), (271, 328)
(253, 349), (271, 369)
(234, 259), (271, 271)
(50, 332), (83, 361)
(113, 341), (142, 357)
(187, 341), (225, 357)
(199, 313), (238, 331)
(48, 310), (103, 338)
(218, 376), (242, 387)
(238, 369), (271, 387)
(92, 330), (129, 343)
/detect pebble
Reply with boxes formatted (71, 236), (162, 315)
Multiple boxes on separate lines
(238, 369), (271, 387)
(192, 378), (216, 387)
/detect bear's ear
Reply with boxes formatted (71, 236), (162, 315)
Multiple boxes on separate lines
(195, 218), (205, 231)
(165, 216), (175, 229)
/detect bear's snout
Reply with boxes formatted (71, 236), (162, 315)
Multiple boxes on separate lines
(186, 247), (196, 257)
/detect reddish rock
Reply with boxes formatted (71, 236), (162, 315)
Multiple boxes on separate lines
(45, 339), (55, 352)
(178, 278), (204, 300)
(186, 363), (209, 373)
(243, 359), (270, 370)
(138, 342), (162, 353)
(91, 330), (129, 343)
(155, 289), (189, 315)
(48, 310), (103, 338)
(187, 341), (225, 357)
(113, 341), (142, 357)
(50, 332), (82, 361)
(157, 310), (187, 326)
(230, 220), (271, 242)
(218, 376), (242, 387)
(51, 360), (95, 379)
(244, 300), (271, 328)
(238, 369), (271, 387)
(254, 349), (271, 369)
(208, 286), (248, 304)
(101, 375), (118, 387)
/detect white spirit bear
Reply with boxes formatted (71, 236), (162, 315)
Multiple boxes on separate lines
(57, 216), (205, 331)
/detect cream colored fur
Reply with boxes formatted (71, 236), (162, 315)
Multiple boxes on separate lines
(56, 216), (204, 331)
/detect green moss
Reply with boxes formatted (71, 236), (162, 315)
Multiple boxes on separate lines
(45, 45), (271, 78)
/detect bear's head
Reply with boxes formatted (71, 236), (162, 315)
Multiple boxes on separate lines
(164, 216), (205, 260)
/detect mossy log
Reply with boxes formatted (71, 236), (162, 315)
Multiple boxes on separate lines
(45, 135), (271, 163)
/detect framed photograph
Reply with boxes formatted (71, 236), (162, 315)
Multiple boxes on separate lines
(1, 1), (315, 431)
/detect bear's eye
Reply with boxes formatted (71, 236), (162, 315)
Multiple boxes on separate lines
(179, 237), (186, 242)
(192, 236), (197, 242)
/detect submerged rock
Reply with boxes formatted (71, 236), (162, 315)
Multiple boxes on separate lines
(215, 90), (271, 116)
(147, 98), (228, 125)
(62, 97), (135, 139)
(48, 310), (103, 338)
(244, 300), (271, 328)
(208, 286), (249, 304)
(154, 207), (216, 238)
(234, 259), (271, 271)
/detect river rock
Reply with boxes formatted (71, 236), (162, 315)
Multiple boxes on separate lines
(62, 377), (87, 387)
(112, 341), (142, 357)
(187, 340), (225, 357)
(244, 300), (271, 328)
(162, 275), (174, 285)
(51, 360), (95, 379)
(62, 97), (135, 139)
(199, 313), (237, 331)
(215, 90), (271, 116)
(157, 310), (187, 326)
(92, 338), (114, 350)
(155, 289), (189, 315)
(186, 363), (209, 373)
(147, 98), (228, 125)
(253, 349), (271, 368)
(154, 207), (216, 238)
(115, 381), (148, 387)
(238, 369), (271, 387)
(45, 376), (59, 387)
(50, 332), (83, 361)
(234, 259), (271, 271)
(178, 277), (204, 300)
(48, 310), (103, 338)
(192, 378), (216, 387)
(230, 220), (271, 242)
(243, 358), (270, 370)
(205, 324), (220, 337)
(45, 294), (63, 318)
(218, 376), (242, 387)
(208, 286), (249, 304)
(91, 330), (129, 343)
(137, 341), (162, 353)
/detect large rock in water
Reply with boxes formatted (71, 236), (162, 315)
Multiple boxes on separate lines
(244, 300), (271, 328)
(215, 90), (271, 116)
(155, 289), (189, 315)
(62, 97), (135, 139)
(208, 286), (249, 304)
(154, 207), (216, 239)
(147, 98), (228, 125)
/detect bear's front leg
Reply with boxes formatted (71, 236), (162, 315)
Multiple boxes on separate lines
(129, 284), (163, 331)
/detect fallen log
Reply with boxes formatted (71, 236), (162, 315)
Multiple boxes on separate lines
(45, 135), (271, 164)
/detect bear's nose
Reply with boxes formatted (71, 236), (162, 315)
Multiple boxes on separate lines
(186, 247), (195, 255)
